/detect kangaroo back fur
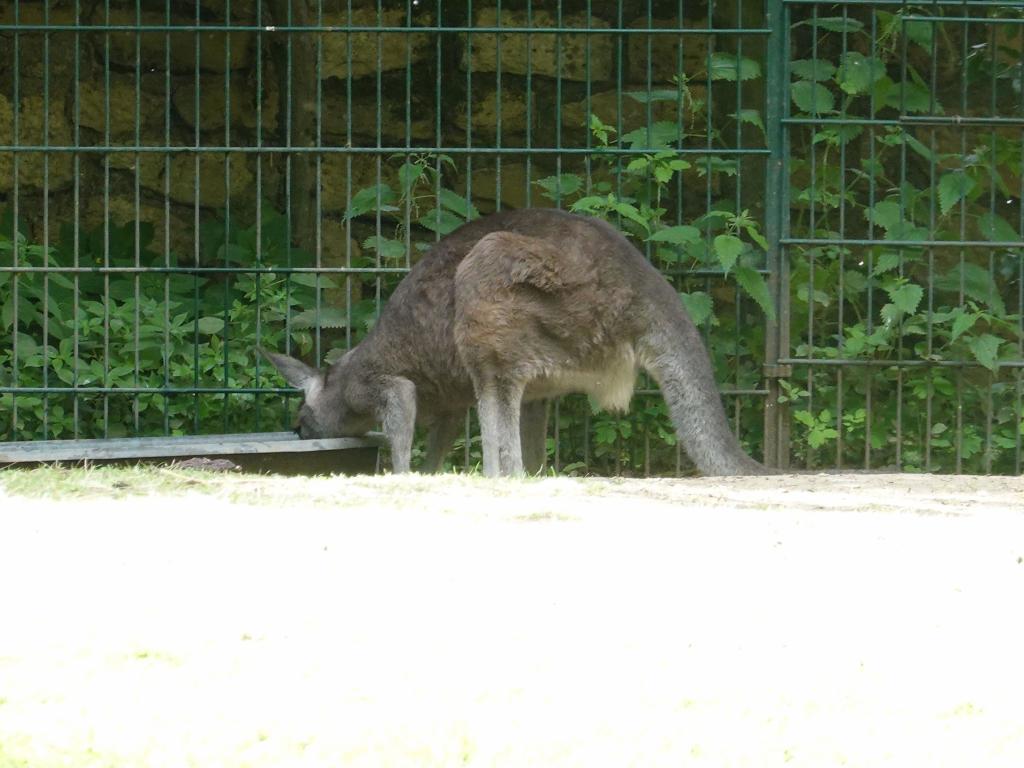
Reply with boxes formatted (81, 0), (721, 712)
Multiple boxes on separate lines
(263, 209), (768, 476)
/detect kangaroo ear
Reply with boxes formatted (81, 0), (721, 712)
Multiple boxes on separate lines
(258, 347), (321, 393)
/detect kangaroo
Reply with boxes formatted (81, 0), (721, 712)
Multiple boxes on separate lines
(262, 208), (768, 477)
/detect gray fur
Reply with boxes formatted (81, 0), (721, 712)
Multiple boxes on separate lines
(262, 209), (768, 476)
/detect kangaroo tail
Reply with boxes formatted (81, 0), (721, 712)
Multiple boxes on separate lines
(639, 290), (771, 476)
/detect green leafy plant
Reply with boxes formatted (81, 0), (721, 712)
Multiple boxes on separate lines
(0, 206), (327, 440)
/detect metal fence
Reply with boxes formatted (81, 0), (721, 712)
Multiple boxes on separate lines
(1, 1), (1023, 475)
(772, 0), (1024, 474)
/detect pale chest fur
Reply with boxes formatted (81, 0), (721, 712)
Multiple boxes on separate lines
(524, 343), (638, 413)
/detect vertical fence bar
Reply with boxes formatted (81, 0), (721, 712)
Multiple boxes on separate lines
(1018, 15), (1024, 476)
(132, 0), (141, 436)
(41, 2), (50, 439)
(764, 0), (787, 468)
(9, 0), (19, 440)
(103, 0), (112, 438)
(72, 0), (82, 438)
(162, 0), (172, 436)
(315, 0), (325, 371)
(190, 0), (201, 433)
(924, 4), (937, 472)
(222, 0), (232, 432)
(253, 0), (264, 430)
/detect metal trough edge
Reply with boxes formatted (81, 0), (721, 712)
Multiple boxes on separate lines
(0, 432), (386, 464)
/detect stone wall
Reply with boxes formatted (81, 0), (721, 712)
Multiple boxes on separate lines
(0, 0), (723, 260)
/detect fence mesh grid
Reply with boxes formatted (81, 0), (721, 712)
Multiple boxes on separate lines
(774, 0), (1024, 474)
(1, 1), (1023, 474)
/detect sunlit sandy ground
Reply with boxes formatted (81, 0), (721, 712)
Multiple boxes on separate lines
(1, 471), (1023, 766)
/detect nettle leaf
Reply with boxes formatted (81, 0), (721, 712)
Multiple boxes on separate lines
(695, 156), (739, 179)
(885, 221), (929, 243)
(398, 162), (425, 196)
(695, 210), (733, 225)
(808, 425), (839, 449)
(865, 200), (903, 231)
(844, 269), (868, 293)
(438, 189), (480, 220)
(621, 122), (681, 149)
(589, 113), (615, 144)
(968, 333), (1003, 372)
(813, 123), (863, 146)
(626, 157), (649, 174)
(836, 51), (885, 95)
(290, 272), (338, 289)
(16, 332), (39, 360)
(791, 80), (835, 114)
(418, 208), (464, 236)
(731, 108), (765, 134)
(196, 316), (224, 335)
(744, 224), (769, 252)
(648, 225), (701, 246)
(794, 410), (816, 428)
(978, 212), (1019, 243)
(625, 89), (682, 104)
(344, 184), (399, 220)
(873, 252), (901, 275)
(894, 79), (936, 114)
(656, 245), (686, 264)
(534, 174), (583, 202)
(905, 20), (934, 51)
(815, 16), (864, 33)
(790, 59), (836, 82)
(734, 266), (776, 320)
(362, 235), (407, 261)
(709, 53), (762, 82)
(713, 234), (744, 274)
(880, 303), (901, 326)
(613, 202), (650, 232)
(797, 282), (832, 307)
(680, 291), (713, 326)
(291, 307), (348, 330)
(870, 76), (896, 112)
(935, 263), (1006, 316)
(938, 171), (976, 216)
(885, 281), (924, 315)
(898, 131), (935, 163)
(949, 308), (979, 342)
(570, 195), (610, 214)
(216, 243), (253, 264)
(801, 16), (865, 34)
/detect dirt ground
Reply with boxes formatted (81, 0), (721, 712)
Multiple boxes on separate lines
(1, 469), (1023, 766)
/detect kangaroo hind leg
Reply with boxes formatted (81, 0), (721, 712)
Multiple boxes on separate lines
(520, 399), (549, 475)
(422, 412), (464, 473)
(476, 378), (525, 478)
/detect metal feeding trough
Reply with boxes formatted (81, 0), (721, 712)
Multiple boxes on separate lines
(0, 432), (384, 475)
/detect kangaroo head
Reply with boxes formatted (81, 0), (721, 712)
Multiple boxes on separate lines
(259, 348), (375, 439)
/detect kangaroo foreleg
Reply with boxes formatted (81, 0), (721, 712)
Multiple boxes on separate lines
(380, 376), (417, 474)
